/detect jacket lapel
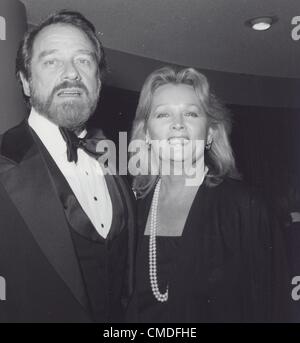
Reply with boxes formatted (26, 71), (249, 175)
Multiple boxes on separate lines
(0, 121), (90, 314)
(111, 175), (137, 303)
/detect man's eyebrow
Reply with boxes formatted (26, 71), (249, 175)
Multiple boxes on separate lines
(37, 49), (97, 60)
(76, 50), (98, 60)
(76, 49), (95, 56)
(38, 49), (58, 60)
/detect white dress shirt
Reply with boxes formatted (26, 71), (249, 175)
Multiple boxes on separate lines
(28, 109), (112, 239)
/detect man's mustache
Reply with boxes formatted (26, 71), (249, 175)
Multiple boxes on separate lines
(51, 81), (89, 97)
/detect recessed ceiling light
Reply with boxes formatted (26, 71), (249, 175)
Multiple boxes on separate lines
(245, 16), (278, 31)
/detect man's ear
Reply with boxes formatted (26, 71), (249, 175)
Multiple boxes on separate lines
(19, 72), (31, 97)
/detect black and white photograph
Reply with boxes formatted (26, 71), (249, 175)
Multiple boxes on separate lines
(0, 0), (300, 327)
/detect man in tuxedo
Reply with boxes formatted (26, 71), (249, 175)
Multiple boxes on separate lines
(0, 10), (136, 322)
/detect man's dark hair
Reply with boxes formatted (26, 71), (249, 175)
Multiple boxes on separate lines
(16, 9), (107, 94)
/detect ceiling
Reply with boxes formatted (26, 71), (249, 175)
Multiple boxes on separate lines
(22, 0), (300, 79)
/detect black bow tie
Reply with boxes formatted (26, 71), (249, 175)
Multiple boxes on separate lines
(59, 127), (106, 163)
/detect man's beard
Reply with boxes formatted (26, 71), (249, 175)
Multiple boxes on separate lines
(29, 80), (100, 130)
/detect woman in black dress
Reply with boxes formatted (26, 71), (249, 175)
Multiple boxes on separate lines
(129, 66), (289, 322)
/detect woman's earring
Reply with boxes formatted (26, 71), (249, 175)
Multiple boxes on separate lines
(205, 140), (212, 150)
(145, 133), (151, 147)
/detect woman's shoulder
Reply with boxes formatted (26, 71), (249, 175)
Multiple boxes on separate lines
(211, 177), (267, 210)
(207, 178), (276, 243)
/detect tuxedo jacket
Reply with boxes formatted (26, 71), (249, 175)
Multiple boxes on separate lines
(0, 121), (136, 323)
(131, 178), (290, 323)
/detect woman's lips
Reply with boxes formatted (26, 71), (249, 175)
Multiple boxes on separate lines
(168, 137), (190, 145)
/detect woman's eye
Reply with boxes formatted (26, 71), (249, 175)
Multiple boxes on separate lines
(156, 112), (170, 118)
(78, 59), (90, 65)
(44, 59), (58, 66)
(185, 112), (199, 117)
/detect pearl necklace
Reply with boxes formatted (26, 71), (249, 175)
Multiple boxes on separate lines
(149, 178), (168, 302)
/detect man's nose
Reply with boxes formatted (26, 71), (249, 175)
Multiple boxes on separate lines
(61, 61), (81, 81)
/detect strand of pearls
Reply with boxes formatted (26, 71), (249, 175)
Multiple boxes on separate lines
(149, 178), (168, 302)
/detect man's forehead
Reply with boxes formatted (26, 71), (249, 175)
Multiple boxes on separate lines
(32, 23), (95, 55)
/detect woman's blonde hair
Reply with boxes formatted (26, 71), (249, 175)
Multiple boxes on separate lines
(130, 66), (238, 197)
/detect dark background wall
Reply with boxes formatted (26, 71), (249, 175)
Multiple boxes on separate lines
(0, 0), (27, 134)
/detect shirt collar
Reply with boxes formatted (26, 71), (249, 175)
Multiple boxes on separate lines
(28, 108), (87, 160)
